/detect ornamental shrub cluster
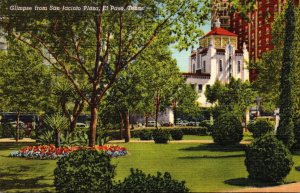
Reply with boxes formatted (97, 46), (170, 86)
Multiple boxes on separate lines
(106, 127), (208, 140)
(112, 168), (189, 193)
(139, 130), (152, 140)
(54, 150), (190, 192)
(212, 113), (243, 145)
(152, 129), (170, 144)
(247, 119), (274, 138)
(245, 134), (293, 183)
(170, 129), (184, 140)
(54, 150), (115, 193)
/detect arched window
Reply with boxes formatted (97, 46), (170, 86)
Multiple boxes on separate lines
(203, 61), (206, 73)
(219, 60), (223, 72)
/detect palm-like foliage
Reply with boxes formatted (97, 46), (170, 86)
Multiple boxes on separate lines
(43, 114), (69, 147)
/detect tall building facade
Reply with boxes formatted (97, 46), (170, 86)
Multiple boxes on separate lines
(212, 0), (299, 81)
(211, 0), (232, 29)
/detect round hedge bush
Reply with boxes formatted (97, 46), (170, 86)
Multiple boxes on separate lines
(112, 168), (189, 193)
(54, 149), (115, 193)
(152, 129), (170, 144)
(212, 114), (243, 145)
(247, 119), (274, 138)
(139, 130), (152, 140)
(171, 130), (183, 140)
(245, 134), (293, 183)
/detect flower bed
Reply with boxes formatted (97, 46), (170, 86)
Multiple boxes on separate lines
(9, 144), (127, 159)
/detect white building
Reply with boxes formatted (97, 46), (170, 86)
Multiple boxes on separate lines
(183, 21), (249, 107)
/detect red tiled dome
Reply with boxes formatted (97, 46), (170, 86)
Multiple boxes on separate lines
(204, 27), (237, 37)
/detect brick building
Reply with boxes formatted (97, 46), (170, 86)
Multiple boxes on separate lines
(213, 0), (299, 81)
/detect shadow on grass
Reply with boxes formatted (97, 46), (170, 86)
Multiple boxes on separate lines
(179, 143), (246, 152)
(0, 142), (36, 151)
(224, 177), (285, 188)
(0, 175), (53, 191)
(178, 154), (245, 159)
(295, 166), (300, 171)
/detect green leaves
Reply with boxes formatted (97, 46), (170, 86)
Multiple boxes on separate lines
(0, 40), (52, 113)
(43, 113), (69, 133)
(205, 78), (255, 119)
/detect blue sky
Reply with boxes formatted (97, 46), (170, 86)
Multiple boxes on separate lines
(172, 24), (211, 72)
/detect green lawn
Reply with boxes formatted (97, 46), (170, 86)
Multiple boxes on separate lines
(1, 141), (300, 192)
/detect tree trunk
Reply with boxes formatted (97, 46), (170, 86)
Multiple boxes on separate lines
(119, 111), (124, 139)
(89, 104), (98, 147)
(16, 112), (20, 142)
(145, 115), (149, 127)
(55, 131), (61, 147)
(124, 110), (131, 142)
(70, 120), (77, 133)
(173, 99), (177, 126)
(155, 92), (160, 128)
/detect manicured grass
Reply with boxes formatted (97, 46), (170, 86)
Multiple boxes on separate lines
(1, 141), (300, 192)
(0, 143), (56, 192)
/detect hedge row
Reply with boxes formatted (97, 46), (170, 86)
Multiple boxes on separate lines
(105, 127), (208, 140)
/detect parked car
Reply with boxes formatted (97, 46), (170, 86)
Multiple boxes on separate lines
(9, 121), (25, 128)
(176, 120), (189, 126)
(161, 122), (173, 127)
(187, 121), (199, 126)
(76, 122), (88, 128)
(147, 121), (161, 127)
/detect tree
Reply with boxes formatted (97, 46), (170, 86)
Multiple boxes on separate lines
(0, 0), (256, 146)
(205, 78), (255, 119)
(0, 40), (52, 141)
(101, 39), (192, 141)
(172, 83), (200, 124)
(52, 78), (87, 132)
(276, 0), (296, 149)
(253, 5), (300, 114)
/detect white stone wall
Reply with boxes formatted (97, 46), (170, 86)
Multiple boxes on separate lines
(187, 42), (249, 107)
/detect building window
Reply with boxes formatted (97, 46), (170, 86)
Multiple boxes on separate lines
(219, 60), (223, 72)
(266, 38), (269, 45)
(266, 28), (270, 35)
(203, 61), (206, 73)
(238, 61), (241, 73)
(198, 84), (203, 93)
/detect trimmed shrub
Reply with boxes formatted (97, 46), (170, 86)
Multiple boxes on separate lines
(198, 120), (212, 133)
(139, 130), (152, 140)
(113, 168), (189, 193)
(106, 127), (208, 140)
(245, 134), (293, 183)
(247, 119), (274, 138)
(152, 129), (170, 144)
(171, 130), (183, 140)
(212, 113), (243, 145)
(54, 150), (115, 193)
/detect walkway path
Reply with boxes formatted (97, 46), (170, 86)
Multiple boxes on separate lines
(229, 182), (300, 192)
